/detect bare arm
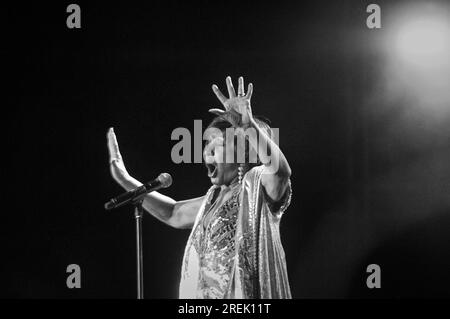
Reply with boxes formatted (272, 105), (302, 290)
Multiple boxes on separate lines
(209, 76), (291, 202)
(107, 128), (203, 229)
(247, 115), (291, 201)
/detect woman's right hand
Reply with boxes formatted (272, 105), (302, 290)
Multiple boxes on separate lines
(106, 127), (203, 229)
(107, 127), (131, 185)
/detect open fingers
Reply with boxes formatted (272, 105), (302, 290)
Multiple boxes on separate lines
(107, 127), (122, 162)
(208, 108), (226, 116)
(212, 84), (228, 107)
(226, 76), (236, 98)
(246, 83), (253, 100)
(238, 76), (245, 96)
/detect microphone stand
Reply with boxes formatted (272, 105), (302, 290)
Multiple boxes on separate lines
(106, 173), (173, 299)
(133, 199), (144, 299)
(105, 173), (172, 299)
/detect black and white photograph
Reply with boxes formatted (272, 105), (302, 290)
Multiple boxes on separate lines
(3, 0), (450, 306)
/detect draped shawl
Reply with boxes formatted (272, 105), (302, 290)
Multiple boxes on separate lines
(179, 165), (292, 298)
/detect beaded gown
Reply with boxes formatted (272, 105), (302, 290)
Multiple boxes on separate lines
(179, 165), (292, 299)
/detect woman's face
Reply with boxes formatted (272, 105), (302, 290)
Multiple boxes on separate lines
(203, 130), (239, 186)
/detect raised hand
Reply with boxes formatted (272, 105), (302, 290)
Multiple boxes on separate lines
(107, 127), (130, 184)
(209, 76), (254, 126)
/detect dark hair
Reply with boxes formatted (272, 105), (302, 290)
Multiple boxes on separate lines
(207, 115), (272, 136)
(205, 115), (273, 166)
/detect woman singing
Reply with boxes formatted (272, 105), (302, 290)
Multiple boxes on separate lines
(107, 76), (292, 298)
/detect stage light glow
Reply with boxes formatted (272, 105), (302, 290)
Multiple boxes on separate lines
(393, 14), (450, 69)
(380, 4), (450, 114)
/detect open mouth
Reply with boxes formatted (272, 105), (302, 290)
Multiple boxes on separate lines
(206, 163), (218, 178)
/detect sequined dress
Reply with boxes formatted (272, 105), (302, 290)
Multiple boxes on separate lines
(179, 165), (292, 299)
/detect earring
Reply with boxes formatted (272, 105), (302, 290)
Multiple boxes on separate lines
(238, 164), (245, 184)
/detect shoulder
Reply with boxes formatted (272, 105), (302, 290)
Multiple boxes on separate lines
(243, 165), (265, 182)
(243, 165), (292, 216)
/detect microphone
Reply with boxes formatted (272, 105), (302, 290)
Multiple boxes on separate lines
(105, 173), (172, 210)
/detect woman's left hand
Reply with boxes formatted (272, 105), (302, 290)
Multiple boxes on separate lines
(209, 76), (254, 126)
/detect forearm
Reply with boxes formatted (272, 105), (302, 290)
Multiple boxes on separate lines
(117, 175), (176, 224)
(248, 117), (291, 177)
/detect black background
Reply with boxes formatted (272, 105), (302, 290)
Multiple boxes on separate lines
(2, 0), (450, 298)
